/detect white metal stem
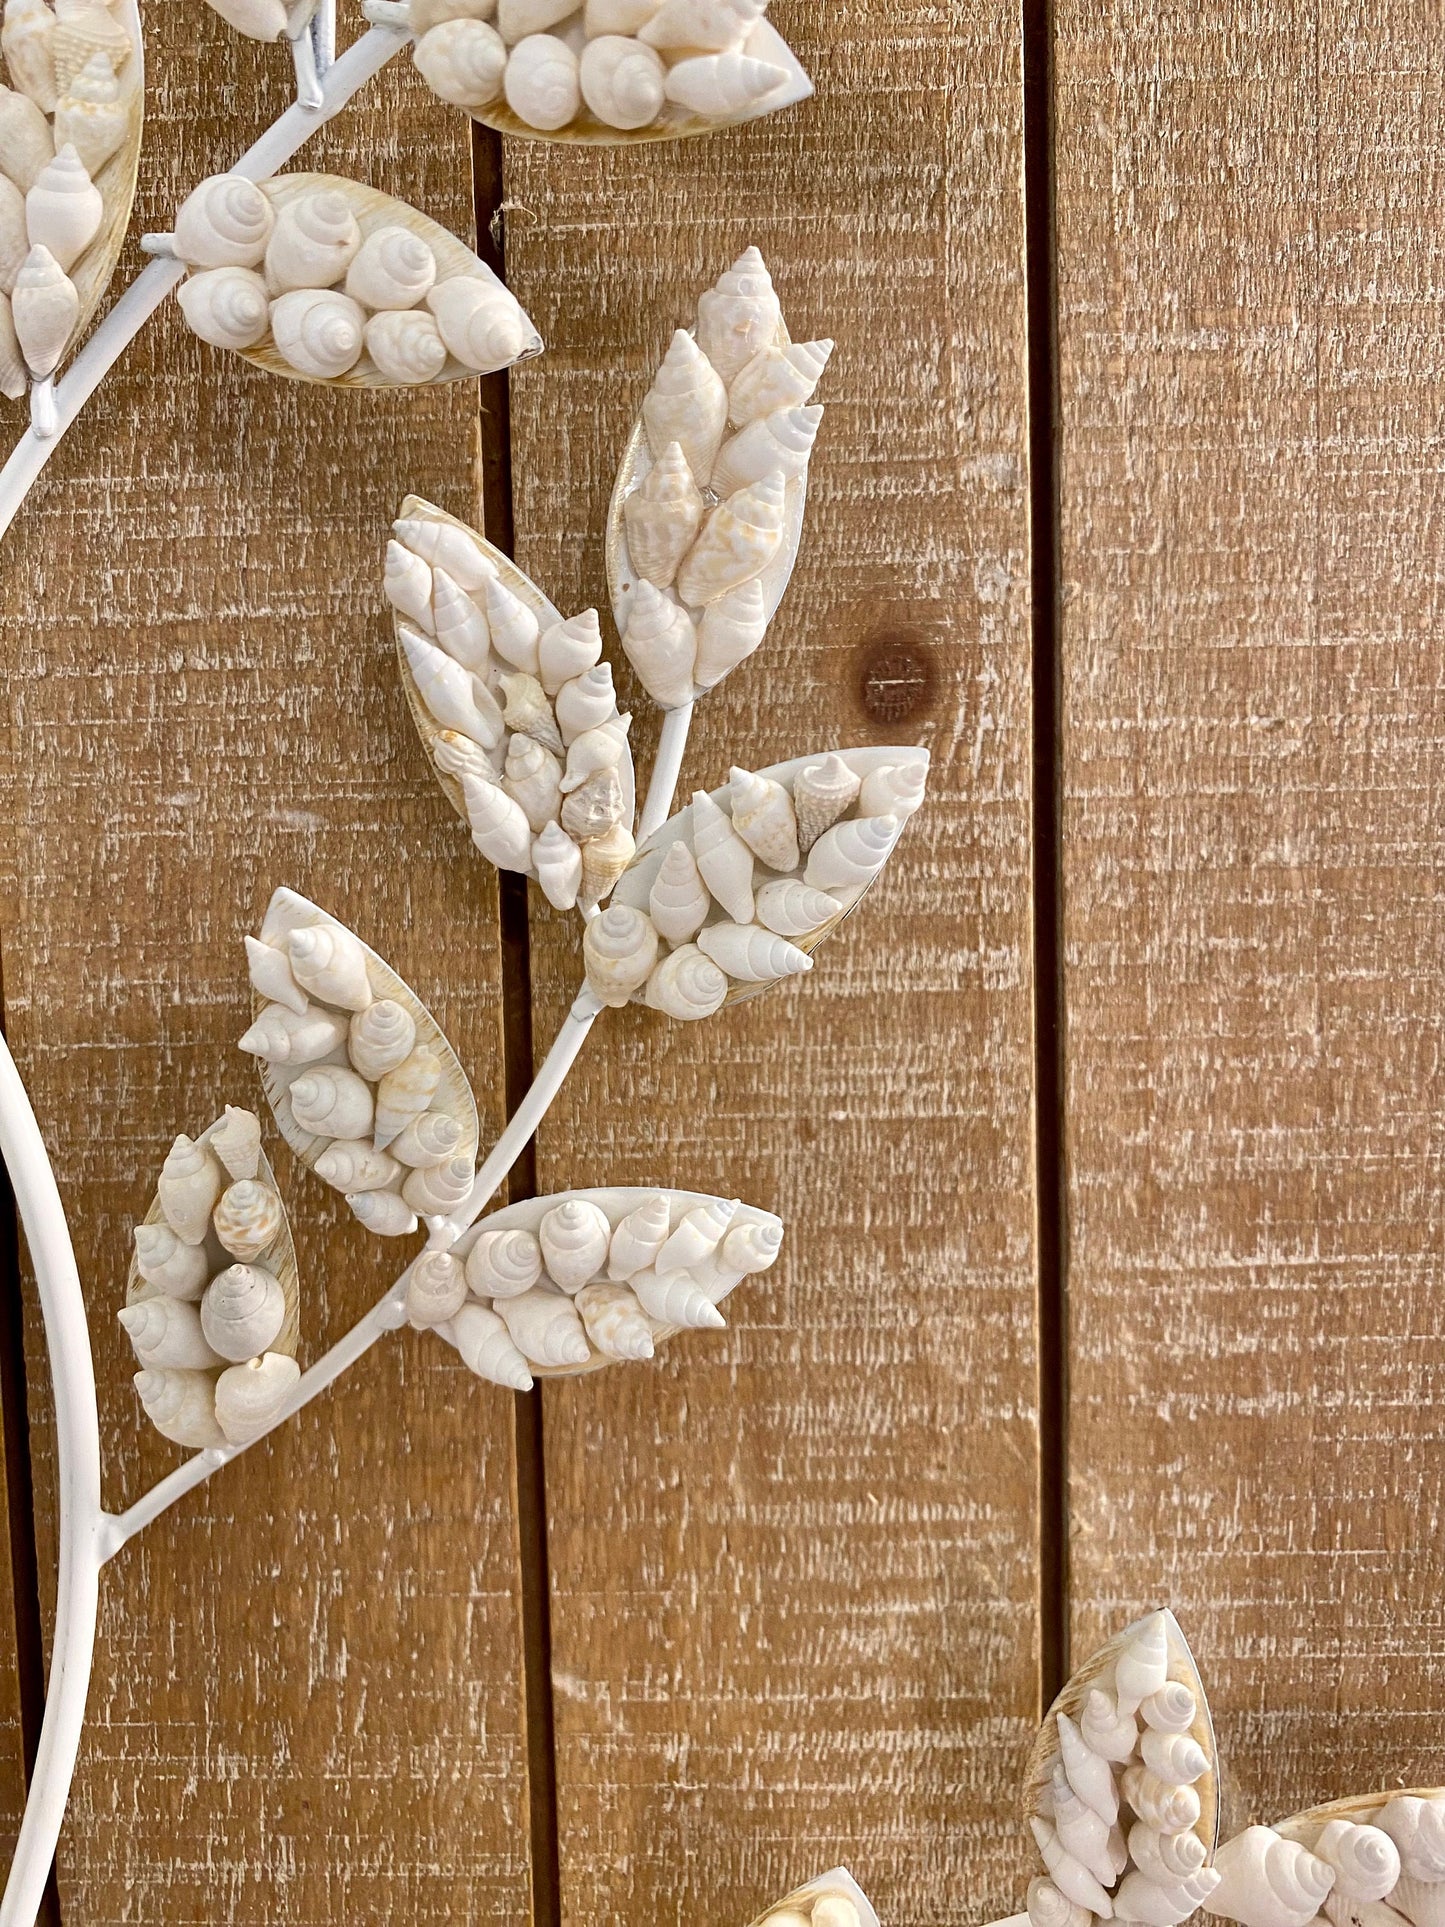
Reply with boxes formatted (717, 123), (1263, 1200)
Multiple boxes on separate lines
(290, 27), (322, 110)
(311, 0), (336, 75)
(638, 700), (694, 841)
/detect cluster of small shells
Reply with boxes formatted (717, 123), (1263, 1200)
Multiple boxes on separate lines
(411, 1187), (782, 1389)
(402, 0), (803, 139)
(388, 497), (636, 912)
(610, 248), (830, 706)
(169, 170), (539, 386)
(124, 1107), (301, 1451)
(1203, 1795), (1445, 1927)
(1025, 1612), (1220, 1927)
(241, 890), (479, 1240)
(203, 0), (315, 39)
(598, 747), (927, 1020)
(0, 0), (142, 395)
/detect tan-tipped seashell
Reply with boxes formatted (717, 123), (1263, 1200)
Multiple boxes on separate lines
(119, 1297), (224, 1371)
(287, 921), (374, 1011)
(690, 577), (765, 691)
(402, 627), (504, 749)
(583, 903), (658, 1009)
(447, 1302), (533, 1391)
(499, 669), (563, 753)
(693, 244), (782, 381)
(214, 1351), (300, 1445)
(560, 764), (623, 840)
(390, 1109), (464, 1169)
(647, 838), (709, 944)
(711, 403), (821, 499)
(690, 787), (753, 922)
(394, 509), (495, 592)
(497, 1285), (591, 1367)
(623, 441), (703, 590)
(374, 1044), (442, 1151)
(2, 0), (57, 113)
(1202, 1829), (1332, 1927)
(288, 1065), (376, 1141)
(623, 578), (696, 709)
(385, 541), (434, 632)
(539, 1198), (612, 1291)
(638, 0), (762, 52)
(656, 1197), (734, 1275)
(718, 1216), (781, 1273)
(402, 1153), (475, 1215)
(212, 1179), (285, 1262)
(200, 1263), (286, 1361)
(0, 287), (24, 394)
(158, 1133), (224, 1245)
(753, 878), (837, 938)
(575, 1281), (654, 1360)
(133, 1366), (225, 1449)
(696, 920), (810, 984)
(211, 1105), (263, 1181)
(728, 765), (799, 872)
(626, 1266), (725, 1330)
(858, 758), (928, 819)
(642, 329), (727, 488)
(12, 242), (76, 375)
(643, 943), (728, 1020)
(430, 567), (490, 673)
(269, 287), (366, 381)
(427, 271), (530, 373)
(579, 32), (663, 129)
(346, 223), (437, 311)
(413, 16), (507, 107)
(504, 732), (564, 834)
(483, 572), (541, 673)
(238, 1001), (349, 1065)
(0, 85), (53, 193)
(348, 998), (418, 1081)
(264, 186), (362, 294)
(663, 50), (786, 117)
(365, 307), (449, 384)
(204, 0), (288, 35)
(583, 0), (660, 30)
(728, 337), (832, 425)
(346, 1188), (418, 1237)
(538, 608), (602, 695)
(532, 820), (583, 910)
(133, 1221), (209, 1301)
(804, 813), (898, 893)
(463, 772), (534, 870)
(554, 662), (618, 747)
(53, 51), (126, 175)
(177, 265), (270, 350)
(676, 471), (786, 607)
(579, 818), (634, 910)
(560, 715), (629, 793)
(51, 0), (130, 92)
(432, 729), (495, 786)
(313, 1139), (403, 1193)
(606, 1192), (671, 1279)
(465, 1225), (542, 1301)
(502, 31), (579, 127)
(405, 1249), (468, 1328)
(792, 750), (861, 853)
(173, 174), (274, 270)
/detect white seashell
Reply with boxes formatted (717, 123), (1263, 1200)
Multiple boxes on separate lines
(675, 471), (786, 607)
(51, 0), (130, 92)
(2, 0), (57, 114)
(753, 878), (837, 939)
(643, 329), (727, 489)
(264, 187), (362, 294)
(288, 1065), (376, 1141)
(402, 626), (505, 748)
(504, 732), (564, 833)
(579, 31), (662, 128)
(345, 222), (437, 311)
(119, 1296), (224, 1371)
(693, 243), (782, 381)
(696, 920), (810, 985)
(212, 1179), (284, 1262)
(12, 242), (77, 375)
(712, 403), (821, 499)
(638, 0), (762, 53)
(623, 578), (696, 708)
(623, 440), (703, 590)
(313, 1138), (404, 1192)
(365, 307), (448, 384)
(287, 922), (373, 1012)
(1055, 1711), (1118, 1824)
(405, 1248), (469, 1328)
(728, 338), (832, 425)
(690, 787), (754, 921)
(238, 1000), (350, 1065)
(385, 540), (435, 631)
(1114, 1869), (1221, 1926)
(1030, 1817), (1115, 1919)
(0, 287), (22, 396)
(499, 669), (564, 753)
(0, 86), (53, 195)
(663, 50), (787, 118)
(173, 174), (275, 270)
(1138, 1728), (1206, 1785)
(53, 53), (126, 177)
(693, 576), (766, 690)
(859, 757), (928, 819)
(583, 903), (658, 1008)
(539, 1198), (613, 1291)
(348, 998), (418, 1081)
(497, 1285), (591, 1367)
(1130, 1821), (1207, 1884)
(427, 272), (531, 372)
(497, 0), (573, 36)
(158, 1133), (224, 1245)
(446, 1302), (534, 1390)
(133, 1221), (210, 1301)
(345, 1188), (418, 1236)
(792, 751), (861, 854)
(1027, 1877), (1092, 1927)
(1119, 1766), (1199, 1837)
(501, 29), (580, 129)
(481, 572), (540, 674)
(555, 661), (618, 745)
(389, 1109), (463, 1169)
(133, 1366), (225, 1449)
(804, 813), (898, 893)
(433, 728), (497, 786)
(643, 943), (728, 1020)
(719, 1216), (781, 1273)
(578, 818), (635, 910)
(561, 764), (624, 839)
(538, 608), (602, 695)
(179, 269), (268, 359)
(648, 840), (710, 944)
(269, 287), (366, 380)
(1078, 1686), (1138, 1764)
(656, 1197), (734, 1275)
(411, 0), (501, 29)
(626, 1266), (724, 1330)
(532, 820), (583, 910)
(1049, 1761), (1117, 1889)
(583, 0), (660, 31)
(1203, 1829), (1334, 1927)
(394, 512), (495, 592)
(213, 1351), (300, 1445)
(1113, 1611), (1171, 1716)
(23, 141), (98, 277)
(728, 765), (799, 873)
(560, 714), (629, 793)
(1378, 1800), (1445, 1883)
(574, 1281), (653, 1360)
(413, 16), (507, 106)
(374, 1045), (443, 1151)
(1314, 1824), (1401, 1907)
(401, 1154), (475, 1214)
(199, 1263), (286, 1361)
(466, 1226), (543, 1300)
(205, 0), (287, 30)
(606, 1193), (671, 1279)
(463, 772), (534, 870)
(244, 935), (307, 1017)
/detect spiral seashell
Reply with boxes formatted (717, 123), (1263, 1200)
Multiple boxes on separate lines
(1114, 1610), (1171, 1715)
(532, 820), (583, 910)
(365, 307), (449, 385)
(538, 608), (602, 696)
(205, 0), (288, 33)
(503, 733), (563, 834)
(211, 1105), (263, 1182)
(623, 579), (697, 709)
(691, 245), (783, 382)
(561, 764), (624, 840)
(447, 1302), (534, 1390)
(1138, 1728), (1206, 1786)
(239, 1001), (350, 1065)
(719, 1216), (782, 1274)
(199, 1263), (286, 1361)
(0, 85), (54, 194)
(728, 338), (833, 426)
(792, 752), (861, 855)
(752, 878), (836, 939)
(133, 1366), (225, 1449)
(626, 1267), (725, 1330)
(555, 662), (619, 745)
(373, 1045), (443, 1152)
(390, 1109), (463, 1169)
(53, 52), (126, 176)
(560, 715), (629, 794)
(214, 1351), (300, 1444)
(663, 50), (787, 119)
(466, 1226), (543, 1301)
(483, 573), (541, 674)
(264, 188), (362, 295)
(119, 1295), (224, 1371)
(648, 840), (710, 944)
(1130, 1820), (1207, 1884)
(269, 287), (366, 380)
(1030, 1816), (1115, 1918)
(1314, 1823), (1400, 1907)
(804, 813), (898, 894)
(1115, 1869), (1221, 1926)
(428, 567), (489, 672)
(412, 0), (501, 28)
(676, 471), (786, 607)
(690, 787), (754, 921)
(499, 669), (564, 754)
(12, 241), (76, 375)
(579, 818), (635, 911)
(501, 30), (579, 127)
(433, 729), (497, 787)
(313, 1139), (404, 1193)
(859, 756), (928, 820)
(3, 0), (58, 113)
(244, 936), (306, 1018)
(638, 0), (763, 53)
(643, 329), (727, 488)
(538, 1199), (612, 1292)
(346, 223), (437, 312)
(133, 1221), (209, 1301)
(578, 32), (663, 129)
(574, 1282), (653, 1361)
(1027, 1876), (1091, 1927)
(643, 943), (728, 1021)
(427, 271), (531, 373)
(583, 904), (658, 1009)
(1120, 1765), (1199, 1837)
(623, 441), (703, 591)
(402, 1154), (475, 1215)
(346, 1188), (418, 1237)
(463, 772), (534, 870)
(173, 173), (275, 270)
(347, 999), (417, 1082)
(1056, 1710), (1119, 1824)
(696, 919), (810, 985)
(404, 629), (505, 752)
(693, 576), (766, 690)
(51, 0), (130, 93)
(1078, 1686), (1138, 1763)
(394, 511), (495, 592)
(385, 540), (434, 631)
(606, 1193), (671, 1280)
(728, 766), (799, 874)
(177, 264), (270, 351)
(212, 1179), (284, 1263)
(1378, 1799), (1445, 1883)
(0, 286), (23, 397)
(497, 1285), (590, 1367)
(1203, 1829), (1334, 1927)
(1049, 1761), (1117, 1890)
(288, 1065), (376, 1142)
(414, 16), (507, 106)
(656, 1197), (735, 1276)
(712, 404), (821, 499)
(158, 1133), (224, 1245)
(405, 1249), (469, 1329)
(287, 922), (373, 1012)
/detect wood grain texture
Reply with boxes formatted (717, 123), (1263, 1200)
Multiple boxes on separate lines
(1056, 0), (1445, 1830)
(502, 5), (1040, 1924)
(0, 14), (531, 1922)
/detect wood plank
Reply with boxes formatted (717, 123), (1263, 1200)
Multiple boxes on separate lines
(503, 6), (1041, 1922)
(0, 15), (532, 1920)
(1056, 0), (1445, 1825)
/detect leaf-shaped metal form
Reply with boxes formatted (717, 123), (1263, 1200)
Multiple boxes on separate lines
(1202, 1789), (1445, 1927)
(123, 1106), (302, 1449)
(241, 887), (481, 1239)
(605, 247), (830, 707)
(428, 1186), (783, 1389)
(747, 1871), (881, 1927)
(388, 493), (637, 912)
(601, 744), (928, 1017)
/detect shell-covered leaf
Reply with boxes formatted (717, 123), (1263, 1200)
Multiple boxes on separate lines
(168, 171), (542, 388)
(124, 1106), (302, 1450)
(388, 493), (637, 912)
(748, 1872), (880, 1927)
(423, 1186), (784, 1389)
(202, 0), (316, 39)
(600, 744), (928, 1017)
(242, 887), (481, 1239)
(1207, 1789), (1445, 1927)
(605, 247), (830, 707)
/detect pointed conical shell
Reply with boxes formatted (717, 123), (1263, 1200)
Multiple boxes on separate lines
(579, 818), (635, 910)
(792, 751), (861, 854)
(431, 566), (491, 672)
(238, 1001), (350, 1065)
(346, 1188), (418, 1236)
(348, 998), (418, 1081)
(1130, 1820), (1206, 1885)
(402, 626), (505, 748)
(728, 338), (832, 425)
(53, 50), (127, 175)
(427, 271), (531, 373)
(313, 1139), (404, 1192)
(696, 920), (810, 984)
(538, 609), (602, 696)
(200, 1263), (287, 1361)
(555, 662), (618, 745)
(1120, 1765), (1200, 1836)
(575, 1281), (654, 1360)
(712, 403), (821, 499)
(483, 572), (542, 674)
(288, 921), (374, 1012)
(402, 1154), (475, 1215)
(638, 0), (763, 53)
(643, 942), (728, 1020)
(12, 241), (77, 375)
(1203, 1829), (1334, 1927)
(406, 1248), (469, 1328)
(1139, 1728), (1207, 1786)
(1049, 1760), (1118, 1889)
(753, 878), (838, 939)
(532, 820), (582, 910)
(623, 440), (703, 589)
(647, 839), (709, 944)
(413, 15), (507, 106)
(134, 1366), (224, 1449)
(1028, 1877), (1091, 1927)
(1311, 1824), (1399, 1907)
(719, 1216), (782, 1273)
(694, 577), (766, 690)
(373, 1044), (442, 1151)
(642, 329), (727, 488)
(346, 221), (437, 310)
(463, 772), (534, 870)
(158, 1133), (224, 1245)
(499, 670), (563, 754)
(385, 541), (434, 631)
(1140, 1681), (1197, 1734)
(626, 1266), (725, 1330)
(728, 765), (799, 872)
(539, 1198), (612, 1291)
(264, 186), (362, 294)
(365, 307), (449, 384)
(178, 264), (270, 351)
(504, 733), (564, 834)
(1114, 1609), (1172, 1715)
(174, 173), (275, 270)
(2, 0), (58, 114)
(656, 1197), (734, 1275)
(119, 1296), (225, 1371)
(390, 1109), (463, 1168)
(394, 509), (494, 592)
(133, 1221), (210, 1301)
(1030, 1816), (1114, 1917)
(676, 471), (786, 607)
(211, 1105), (263, 1181)
(561, 763), (624, 840)
(803, 812), (898, 893)
(583, 903), (658, 1009)
(859, 758), (927, 820)
(288, 1066), (376, 1141)
(0, 85), (53, 194)
(579, 32), (664, 128)
(466, 1226), (543, 1301)
(214, 1351), (300, 1445)
(502, 31), (580, 129)
(1079, 1686), (1138, 1763)
(447, 1301), (534, 1389)
(433, 729), (495, 786)
(693, 244), (782, 381)
(497, 1285), (591, 1367)
(270, 287), (366, 380)
(212, 1178), (285, 1262)
(623, 579), (696, 708)
(664, 51), (788, 119)
(1055, 1708), (1119, 1822)
(607, 1192), (671, 1279)
(561, 715), (629, 794)
(51, 0), (130, 93)
(690, 787), (753, 922)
